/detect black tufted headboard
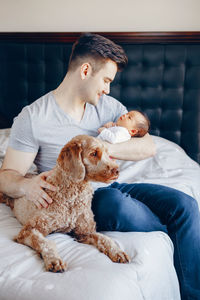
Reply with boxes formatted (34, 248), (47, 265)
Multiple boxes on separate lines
(0, 32), (200, 164)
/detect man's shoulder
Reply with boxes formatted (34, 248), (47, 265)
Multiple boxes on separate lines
(97, 94), (126, 112)
(99, 94), (122, 106)
(100, 94), (127, 111)
(26, 91), (52, 114)
(95, 95), (127, 123)
(18, 92), (53, 121)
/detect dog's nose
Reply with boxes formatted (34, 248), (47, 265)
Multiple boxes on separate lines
(111, 167), (119, 176)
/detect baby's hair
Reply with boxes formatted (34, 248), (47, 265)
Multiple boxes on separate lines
(133, 111), (150, 137)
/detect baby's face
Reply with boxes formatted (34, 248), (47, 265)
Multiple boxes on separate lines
(116, 111), (138, 134)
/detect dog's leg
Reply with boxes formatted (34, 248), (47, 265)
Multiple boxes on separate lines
(75, 231), (130, 263)
(16, 221), (67, 272)
(73, 212), (130, 263)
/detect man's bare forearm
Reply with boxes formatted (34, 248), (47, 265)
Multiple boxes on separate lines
(0, 169), (26, 198)
(106, 133), (156, 161)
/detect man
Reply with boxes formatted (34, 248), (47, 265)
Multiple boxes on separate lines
(0, 33), (199, 300)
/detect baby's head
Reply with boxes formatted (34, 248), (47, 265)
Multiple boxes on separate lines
(116, 110), (150, 137)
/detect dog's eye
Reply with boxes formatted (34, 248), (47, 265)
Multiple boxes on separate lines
(90, 151), (98, 157)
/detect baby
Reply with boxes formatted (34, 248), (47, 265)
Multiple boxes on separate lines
(98, 110), (150, 144)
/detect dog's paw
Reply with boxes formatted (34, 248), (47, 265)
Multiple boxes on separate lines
(108, 250), (130, 264)
(46, 257), (67, 273)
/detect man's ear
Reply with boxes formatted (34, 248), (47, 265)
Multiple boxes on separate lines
(80, 63), (92, 79)
(129, 129), (138, 137)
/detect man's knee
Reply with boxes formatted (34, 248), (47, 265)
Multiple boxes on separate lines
(92, 187), (124, 218)
(169, 190), (198, 218)
(92, 187), (130, 231)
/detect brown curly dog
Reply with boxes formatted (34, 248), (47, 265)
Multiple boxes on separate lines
(1, 135), (130, 272)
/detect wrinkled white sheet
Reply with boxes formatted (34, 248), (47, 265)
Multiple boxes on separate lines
(0, 129), (200, 300)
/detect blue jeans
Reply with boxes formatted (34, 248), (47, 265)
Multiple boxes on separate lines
(92, 182), (200, 300)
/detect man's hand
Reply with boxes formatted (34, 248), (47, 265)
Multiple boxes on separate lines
(0, 147), (56, 209)
(21, 170), (57, 209)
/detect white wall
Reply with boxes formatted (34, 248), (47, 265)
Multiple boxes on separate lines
(0, 0), (200, 32)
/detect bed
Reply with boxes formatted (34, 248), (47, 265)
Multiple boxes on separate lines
(0, 32), (200, 300)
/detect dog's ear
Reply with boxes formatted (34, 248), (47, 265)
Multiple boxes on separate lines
(57, 141), (85, 182)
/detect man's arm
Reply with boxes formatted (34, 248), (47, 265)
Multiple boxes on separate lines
(0, 147), (56, 208)
(104, 133), (156, 161)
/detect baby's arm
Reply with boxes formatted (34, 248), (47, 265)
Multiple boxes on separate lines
(98, 127), (131, 144)
(98, 122), (116, 133)
(98, 128), (119, 143)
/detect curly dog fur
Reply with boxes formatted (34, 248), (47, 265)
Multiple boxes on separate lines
(1, 135), (130, 272)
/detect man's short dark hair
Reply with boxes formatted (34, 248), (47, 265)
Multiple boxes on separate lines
(68, 33), (128, 73)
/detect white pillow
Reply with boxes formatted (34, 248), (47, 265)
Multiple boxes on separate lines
(0, 128), (10, 159)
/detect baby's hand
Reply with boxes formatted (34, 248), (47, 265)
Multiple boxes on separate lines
(98, 127), (105, 133)
(104, 122), (115, 128)
(98, 122), (116, 133)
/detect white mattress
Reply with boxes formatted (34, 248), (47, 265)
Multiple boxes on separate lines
(0, 129), (200, 300)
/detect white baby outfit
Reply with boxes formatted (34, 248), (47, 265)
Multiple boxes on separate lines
(97, 126), (131, 144)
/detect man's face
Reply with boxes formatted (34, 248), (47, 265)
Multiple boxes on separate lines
(80, 59), (117, 106)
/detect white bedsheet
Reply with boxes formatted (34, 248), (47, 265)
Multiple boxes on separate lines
(0, 130), (200, 300)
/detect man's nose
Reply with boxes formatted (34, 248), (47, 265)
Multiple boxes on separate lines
(103, 84), (110, 95)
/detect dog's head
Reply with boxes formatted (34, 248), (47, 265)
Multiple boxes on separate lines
(57, 135), (119, 183)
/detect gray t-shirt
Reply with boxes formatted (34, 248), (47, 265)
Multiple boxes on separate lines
(9, 91), (127, 173)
